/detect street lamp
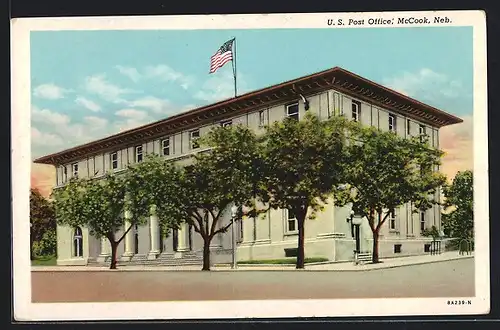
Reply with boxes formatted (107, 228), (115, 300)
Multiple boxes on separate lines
(347, 210), (362, 265)
(230, 205), (238, 269)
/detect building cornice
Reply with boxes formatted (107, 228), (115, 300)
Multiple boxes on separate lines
(34, 66), (463, 165)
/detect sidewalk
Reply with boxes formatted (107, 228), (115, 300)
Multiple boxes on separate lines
(31, 251), (474, 272)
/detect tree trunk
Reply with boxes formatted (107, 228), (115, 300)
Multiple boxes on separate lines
(296, 216), (306, 269)
(372, 230), (380, 264)
(110, 241), (118, 270)
(202, 238), (211, 271)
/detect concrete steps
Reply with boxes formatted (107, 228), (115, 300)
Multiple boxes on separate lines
(87, 251), (203, 267)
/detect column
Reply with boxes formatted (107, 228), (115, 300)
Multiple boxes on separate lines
(97, 237), (111, 262)
(148, 205), (160, 260)
(121, 209), (135, 261)
(175, 223), (189, 258)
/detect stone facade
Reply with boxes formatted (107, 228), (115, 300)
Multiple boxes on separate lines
(34, 67), (461, 266)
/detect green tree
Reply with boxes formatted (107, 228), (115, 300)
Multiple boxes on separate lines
(52, 174), (150, 269)
(442, 170), (473, 241)
(257, 113), (349, 269)
(337, 124), (447, 263)
(30, 188), (56, 259)
(126, 154), (187, 244)
(129, 125), (262, 271)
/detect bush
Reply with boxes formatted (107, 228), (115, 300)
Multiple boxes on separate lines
(238, 257), (329, 265)
(33, 229), (57, 257)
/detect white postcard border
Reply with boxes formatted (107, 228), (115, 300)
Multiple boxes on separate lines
(11, 10), (489, 321)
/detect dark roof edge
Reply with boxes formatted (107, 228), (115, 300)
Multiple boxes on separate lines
(33, 66), (463, 164)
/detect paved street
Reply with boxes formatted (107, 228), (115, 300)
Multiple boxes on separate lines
(31, 258), (474, 302)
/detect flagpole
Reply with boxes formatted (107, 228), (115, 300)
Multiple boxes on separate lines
(232, 37), (237, 98)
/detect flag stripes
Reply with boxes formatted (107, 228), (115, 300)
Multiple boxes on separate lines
(209, 39), (234, 74)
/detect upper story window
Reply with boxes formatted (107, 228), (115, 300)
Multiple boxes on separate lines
(221, 120), (232, 128)
(161, 138), (170, 156)
(351, 100), (361, 122)
(72, 163), (78, 178)
(407, 119), (411, 135)
(388, 113), (397, 132)
(110, 152), (118, 170)
(333, 92), (342, 117)
(63, 166), (68, 182)
(135, 145), (143, 163)
(286, 103), (299, 121)
(259, 110), (266, 127)
(419, 124), (427, 142)
(190, 130), (200, 150)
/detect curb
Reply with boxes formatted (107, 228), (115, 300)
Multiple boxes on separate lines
(31, 255), (473, 273)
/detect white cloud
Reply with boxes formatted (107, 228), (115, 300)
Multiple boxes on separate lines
(115, 108), (149, 121)
(194, 70), (250, 103)
(31, 127), (64, 146)
(31, 105), (111, 158)
(33, 83), (70, 100)
(31, 105), (71, 125)
(75, 96), (101, 112)
(84, 74), (136, 103)
(383, 68), (468, 101)
(144, 64), (194, 90)
(127, 96), (174, 114)
(115, 65), (141, 82)
(83, 116), (108, 128)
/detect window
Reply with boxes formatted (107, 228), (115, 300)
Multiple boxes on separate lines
(221, 120), (232, 127)
(286, 209), (298, 233)
(161, 138), (170, 156)
(419, 124), (427, 142)
(333, 92), (342, 116)
(394, 244), (402, 253)
(190, 130), (200, 150)
(259, 110), (266, 127)
(286, 103), (299, 120)
(406, 119), (411, 135)
(73, 227), (83, 257)
(135, 145), (143, 163)
(72, 163), (78, 178)
(420, 211), (426, 232)
(351, 101), (361, 122)
(389, 209), (396, 230)
(110, 152), (118, 170)
(389, 113), (396, 132)
(63, 166), (68, 182)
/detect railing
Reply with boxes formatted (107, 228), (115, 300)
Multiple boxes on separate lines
(459, 238), (473, 255)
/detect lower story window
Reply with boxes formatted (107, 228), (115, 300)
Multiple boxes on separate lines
(286, 209), (298, 233)
(73, 227), (83, 257)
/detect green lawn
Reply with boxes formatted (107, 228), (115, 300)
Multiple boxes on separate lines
(31, 255), (57, 266)
(238, 257), (329, 265)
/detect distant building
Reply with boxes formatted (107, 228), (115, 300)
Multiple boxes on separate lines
(34, 67), (463, 266)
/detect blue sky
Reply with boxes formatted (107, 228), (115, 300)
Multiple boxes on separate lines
(30, 27), (473, 159)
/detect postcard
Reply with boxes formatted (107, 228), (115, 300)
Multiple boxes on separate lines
(11, 10), (489, 321)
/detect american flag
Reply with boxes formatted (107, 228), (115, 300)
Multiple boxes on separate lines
(209, 38), (234, 74)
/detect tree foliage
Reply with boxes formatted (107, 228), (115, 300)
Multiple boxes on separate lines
(30, 188), (56, 259)
(130, 124), (262, 270)
(442, 170), (473, 241)
(52, 174), (150, 269)
(256, 112), (350, 269)
(336, 124), (447, 263)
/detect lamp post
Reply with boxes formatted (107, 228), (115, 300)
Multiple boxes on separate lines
(230, 205), (238, 269)
(347, 210), (362, 265)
